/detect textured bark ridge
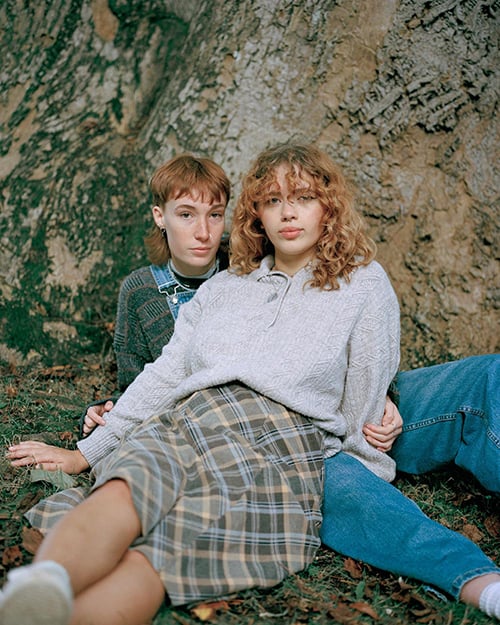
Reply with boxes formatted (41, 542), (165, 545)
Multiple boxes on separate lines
(1, 0), (498, 368)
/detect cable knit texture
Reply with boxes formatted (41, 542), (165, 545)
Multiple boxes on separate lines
(78, 257), (400, 480)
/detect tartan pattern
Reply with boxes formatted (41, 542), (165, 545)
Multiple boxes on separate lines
(26, 384), (324, 606)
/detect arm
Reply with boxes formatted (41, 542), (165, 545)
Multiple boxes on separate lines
(113, 272), (161, 391)
(82, 269), (176, 436)
(340, 267), (401, 480)
(76, 290), (203, 467)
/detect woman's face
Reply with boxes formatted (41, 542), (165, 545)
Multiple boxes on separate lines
(256, 164), (324, 275)
(153, 193), (226, 276)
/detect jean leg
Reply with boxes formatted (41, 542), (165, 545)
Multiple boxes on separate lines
(390, 355), (500, 493)
(320, 453), (499, 599)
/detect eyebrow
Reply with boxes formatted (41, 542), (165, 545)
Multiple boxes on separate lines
(174, 202), (226, 210)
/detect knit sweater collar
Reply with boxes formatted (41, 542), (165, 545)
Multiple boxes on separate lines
(254, 255), (314, 282)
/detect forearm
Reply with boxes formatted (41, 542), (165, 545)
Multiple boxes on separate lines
(340, 276), (401, 477)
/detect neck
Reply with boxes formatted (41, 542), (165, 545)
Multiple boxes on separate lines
(169, 259), (218, 279)
(272, 255), (313, 277)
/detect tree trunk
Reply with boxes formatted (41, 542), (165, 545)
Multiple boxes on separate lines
(1, 0), (498, 368)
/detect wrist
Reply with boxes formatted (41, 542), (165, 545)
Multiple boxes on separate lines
(72, 449), (90, 474)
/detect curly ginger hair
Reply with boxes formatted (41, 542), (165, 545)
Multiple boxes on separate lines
(230, 143), (376, 290)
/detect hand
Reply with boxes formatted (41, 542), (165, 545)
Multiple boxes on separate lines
(363, 397), (403, 452)
(82, 400), (114, 436)
(7, 441), (89, 474)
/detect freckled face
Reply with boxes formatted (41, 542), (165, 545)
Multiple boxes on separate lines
(153, 193), (226, 276)
(257, 164), (324, 274)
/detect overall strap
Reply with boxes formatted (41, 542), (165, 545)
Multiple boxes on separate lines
(149, 264), (195, 320)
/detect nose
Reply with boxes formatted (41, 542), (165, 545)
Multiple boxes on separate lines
(195, 218), (210, 241)
(281, 198), (297, 221)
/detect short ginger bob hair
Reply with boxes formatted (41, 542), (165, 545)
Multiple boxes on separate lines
(145, 154), (231, 265)
(230, 143), (376, 290)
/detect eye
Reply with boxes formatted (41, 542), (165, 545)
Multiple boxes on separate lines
(210, 212), (224, 220)
(179, 212), (192, 219)
(298, 194), (316, 202)
(266, 196), (281, 205)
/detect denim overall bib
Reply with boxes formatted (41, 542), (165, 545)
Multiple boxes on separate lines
(149, 264), (196, 320)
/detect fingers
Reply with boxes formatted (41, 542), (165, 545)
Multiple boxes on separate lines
(82, 400), (114, 435)
(382, 398), (403, 429)
(7, 441), (60, 468)
(7, 441), (89, 474)
(363, 430), (394, 452)
(363, 423), (399, 440)
(363, 422), (402, 452)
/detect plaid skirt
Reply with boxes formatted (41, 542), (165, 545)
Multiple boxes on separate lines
(26, 384), (324, 606)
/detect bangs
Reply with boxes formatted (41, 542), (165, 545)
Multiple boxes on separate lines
(252, 164), (323, 204)
(170, 181), (227, 206)
(150, 154), (230, 207)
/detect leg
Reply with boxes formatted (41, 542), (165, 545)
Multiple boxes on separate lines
(71, 550), (164, 625)
(1, 479), (144, 625)
(35, 479), (141, 594)
(391, 355), (500, 493)
(320, 453), (499, 599)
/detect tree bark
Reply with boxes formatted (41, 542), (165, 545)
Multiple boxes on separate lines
(0, 0), (498, 368)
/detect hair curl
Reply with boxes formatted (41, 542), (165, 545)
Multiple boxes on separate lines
(230, 143), (375, 290)
(145, 154), (230, 265)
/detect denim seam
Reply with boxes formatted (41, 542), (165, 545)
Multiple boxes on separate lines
(401, 407), (490, 434)
(451, 565), (500, 599)
(402, 414), (456, 432)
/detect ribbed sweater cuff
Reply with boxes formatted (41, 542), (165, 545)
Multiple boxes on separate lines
(76, 429), (119, 467)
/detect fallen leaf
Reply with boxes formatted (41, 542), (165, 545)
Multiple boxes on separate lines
(39, 365), (74, 378)
(30, 468), (76, 490)
(461, 523), (484, 542)
(191, 600), (230, 621)
(484, 515), (500, 538)
(414, 613), (440, 623)
(397, 577), (415, 591)
(58, 431), (74, 442)
(328, 602), (356, 624)
(2, 545), (23, 566)
(344, 557), (363, 579)
(352, 601), (379, 619)
(6, 384), (17, 398)
(22, 527), (43, 555)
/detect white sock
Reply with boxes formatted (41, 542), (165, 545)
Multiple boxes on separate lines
(2, 560), (73, 625)
(479, 581), (500, 619)
(8, 560), (71, 592)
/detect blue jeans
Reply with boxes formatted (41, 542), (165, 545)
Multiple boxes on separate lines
(391, 354), (499, 493)
(320, 355), (500, 598)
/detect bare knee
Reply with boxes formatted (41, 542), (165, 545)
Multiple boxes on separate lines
(93, 479), (141, 534)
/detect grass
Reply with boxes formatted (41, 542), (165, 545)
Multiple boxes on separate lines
(0, 358), (498, 624)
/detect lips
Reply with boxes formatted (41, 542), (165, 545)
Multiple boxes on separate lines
(279, 227), (302, 239)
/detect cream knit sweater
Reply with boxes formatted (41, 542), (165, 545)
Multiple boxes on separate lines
(78, 256), (400, 480)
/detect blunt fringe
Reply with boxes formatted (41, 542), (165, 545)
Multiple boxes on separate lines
(229, 143), (376, 290)
(145, 154), (231, 265)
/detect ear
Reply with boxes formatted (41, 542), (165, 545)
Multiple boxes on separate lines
(152, 205), (164, 229)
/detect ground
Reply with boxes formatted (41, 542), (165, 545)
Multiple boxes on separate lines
(0, 358), (498, 625)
